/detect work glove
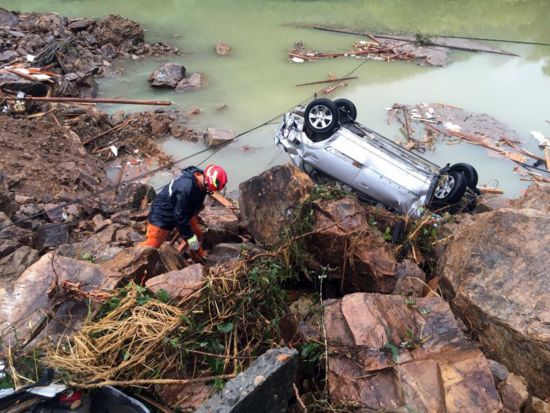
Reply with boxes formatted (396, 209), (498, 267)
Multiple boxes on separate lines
(187, 234), (200, 251)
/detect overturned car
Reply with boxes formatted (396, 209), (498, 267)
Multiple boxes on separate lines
(275, 98), (479, 217)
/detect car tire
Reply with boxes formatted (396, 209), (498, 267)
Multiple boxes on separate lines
(334, 98), (357, 122)
(433, 170), (467, 204)
(449, 163), (478, 188)
(304, 98), (339, 136)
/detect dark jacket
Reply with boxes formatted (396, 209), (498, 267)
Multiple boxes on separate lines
(148, 166), (206, 238)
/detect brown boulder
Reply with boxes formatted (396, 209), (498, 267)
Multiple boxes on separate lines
(324, 293), (502, 412)
(158, 243), (185, 272)
(176, 73), (204, 92)
(199, 200), (240, 247)
(392, 259), (426, 297)
(0, 245), (39, 281)
(239, 164), (313, 245)
(100, 246), (166, 287)
(156, 382), (213, 411)
(498, 373), (530, 413)
(0, 253), (112, 348)
(509, 184), (550, 213)
(145, 264), (205, 300)
(437, 208), (550, 398)
(203, 128), (235, 147)
(310, 197), (398, 293)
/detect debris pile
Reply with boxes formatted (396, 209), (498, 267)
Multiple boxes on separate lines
(289, 26), (517, 67)
(0, 9), (177, 98)
(388, 103), (550, 186)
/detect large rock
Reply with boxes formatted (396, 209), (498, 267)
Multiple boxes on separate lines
(156, 382), (213, 411)
(148, 63), (186, 88)
(0, 8), (19, 28)
(176, 73), (204, 92)
(510, 185), (550, 213)
(239, 164), (314, 245)
(0, 212), (31, 245)
(324, 293), (502, 412)
(0, 253), (112, 348)
(0, 245), (39, 281)
(309, 197), (398, 293)
(197, 348), (298, 413)
(498, 373), (530, 413)
(205, 243), (262, 267)
(392, 259), (426, 297)
(33, 223), (70, 252)
(437, 208), (550, 398)
(100, 246), (166, 287)
(145, 264), (205, 300)
(199, 201), (240, 248)
(204, 128), (235, 148)
(158, 243), (186, 272)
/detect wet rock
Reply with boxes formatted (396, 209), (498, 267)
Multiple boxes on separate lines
(199, 201), (240, 248)
(158, 243), (185, 272)
(0, 239), (18, 258)
(0, 245), (39, 281)
(205, 242), (261, 267)
(510, 185), (550, 213)
(0, 253), (110, 348)
(392, 259), (426, 297)
(0, 8), (19, 28)
(145, 264), (205, 300)
(309, 197), (398, 293)
(437, 208), (550, 398)
(68, 18), (96, 32)
(197, 348), (298, 413)
(488, 359), (509, 385)
(288, 295), (322, 342)
(0, 189), (15, 218)
(476, 193), (512, 212)
(14, 194), (34, 205)
(0, 212), (31, 244)
(239, 164), (314, 245)
(100, 246), (166, 287)
(204, 128), (235, 147)
(156, 382), (213, 411)
(498, 373), (530, 413)
(33, 223), (70, 252)
(215, 41), (231, 56)
(324, 293), (502, 412)
(57, 234), (123, 264)
(0, 71), (49, 96)
(148, 63), (186, 88)
(176, 73), (204, 92)
(530, 397), (550, 413)
(0, 50), (18, 62)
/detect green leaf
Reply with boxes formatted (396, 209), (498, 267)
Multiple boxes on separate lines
(217, 322), (234, 333)
(155, 289), (171, 303)
(384, 342), (399, 364)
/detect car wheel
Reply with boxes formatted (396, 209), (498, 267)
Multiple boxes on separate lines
(334, 98), (357, 122)
(433, 170), (467, 204)
(449, 163), (478, 188)
(304, 98), (339, 135)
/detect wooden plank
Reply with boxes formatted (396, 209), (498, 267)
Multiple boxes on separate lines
(478, 186), (504, 194)
(296, 76), (358, 87)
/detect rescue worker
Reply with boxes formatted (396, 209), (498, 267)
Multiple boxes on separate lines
(140, 165), (228, 253)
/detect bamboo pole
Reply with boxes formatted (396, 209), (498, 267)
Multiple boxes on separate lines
(296, 76), (358, 87)
(5, 96), (173, 106)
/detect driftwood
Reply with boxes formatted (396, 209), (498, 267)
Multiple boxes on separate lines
(83, 118), (133, 145)
(5, 96), (172, 106)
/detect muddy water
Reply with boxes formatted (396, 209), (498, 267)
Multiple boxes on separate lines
(5, 0), (550, 195)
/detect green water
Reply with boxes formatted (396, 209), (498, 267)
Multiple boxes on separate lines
(4, 0), (550, 195)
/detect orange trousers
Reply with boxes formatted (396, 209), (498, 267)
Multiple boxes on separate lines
(140, 216), (202, 249)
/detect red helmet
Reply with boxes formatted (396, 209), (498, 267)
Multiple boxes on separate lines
(204, 165), (228, 192)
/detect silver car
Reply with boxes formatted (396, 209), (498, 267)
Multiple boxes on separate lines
(275, 98), (478, 217)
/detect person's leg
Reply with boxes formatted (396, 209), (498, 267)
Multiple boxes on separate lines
(139, 223), (170, 248)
